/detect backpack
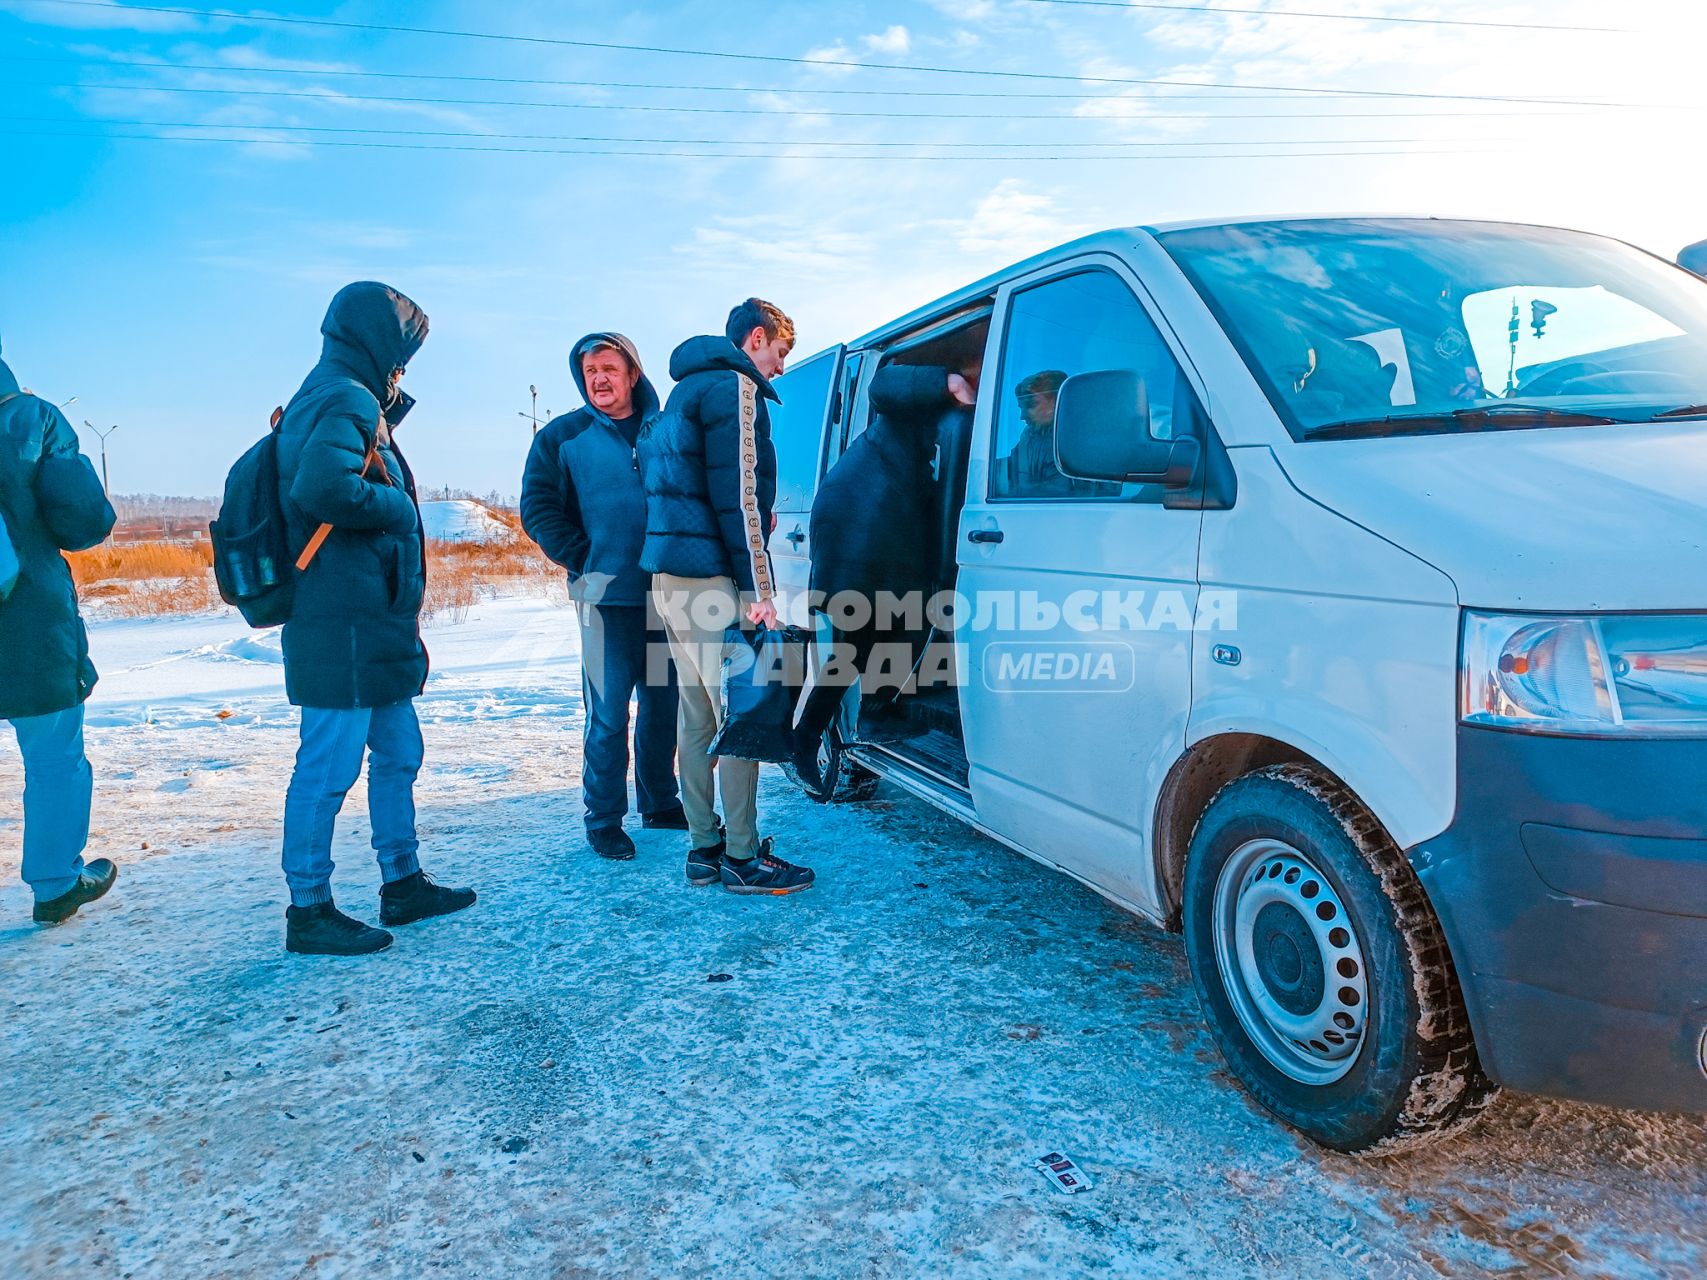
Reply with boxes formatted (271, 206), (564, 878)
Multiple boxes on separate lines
(209, 406), (389, 628)
(209, 408), (296, 627)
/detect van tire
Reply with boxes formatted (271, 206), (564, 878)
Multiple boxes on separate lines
(783, 724), (881, 804)
(1181, 763), (1497, 1153)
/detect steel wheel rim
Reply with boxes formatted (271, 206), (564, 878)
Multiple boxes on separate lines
(1211, 837), (1370, 1085)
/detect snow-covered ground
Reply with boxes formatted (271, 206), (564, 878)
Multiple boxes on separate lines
(2, 597), (1704, 1278)
(418, 499), (513, 543)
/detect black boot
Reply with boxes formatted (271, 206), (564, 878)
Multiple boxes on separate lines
(286, 901), (393, 955)
(379, 871), (477, 926)
(588, 827), (637, 861)
(32, 859), (119, 924)
(641, 806), (690, 831)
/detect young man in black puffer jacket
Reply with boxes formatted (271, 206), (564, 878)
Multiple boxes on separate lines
(0, 337), (119, 924)
(637, 299), (815, 896)
(273, 282), (475, 955)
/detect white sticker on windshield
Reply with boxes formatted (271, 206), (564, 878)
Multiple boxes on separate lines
(1349, 327), (1417, 407)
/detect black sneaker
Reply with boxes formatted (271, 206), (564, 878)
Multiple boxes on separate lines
(379, 871), (477, 926)
(720, 839), (815, 896)
(641, 806), (690, 831)
(588, 827), (636, 861)
(686, 838), (726, 887)
(32, 859), (119, 924)
(286, 901), (393, 955)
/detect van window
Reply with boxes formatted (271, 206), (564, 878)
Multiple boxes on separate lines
(990, 269), (1183, 502)
(827, 350), (867, 467)
(770, 348), (839, 512)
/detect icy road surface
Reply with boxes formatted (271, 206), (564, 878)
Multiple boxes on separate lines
(3, 598), (1704, 1278)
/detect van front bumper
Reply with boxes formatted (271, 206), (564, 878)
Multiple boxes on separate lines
(1408, 727), (1707, 1113)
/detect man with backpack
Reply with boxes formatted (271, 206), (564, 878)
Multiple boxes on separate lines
(520, 333), (682, 862)
(637, 298), (815, 896)
(270, 282), (475, 955)
(0, 337), (120, 923)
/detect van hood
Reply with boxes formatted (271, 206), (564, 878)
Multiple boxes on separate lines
(1272, 423), (1707, 611)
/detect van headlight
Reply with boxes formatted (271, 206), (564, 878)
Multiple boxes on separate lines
(1461, 611), (1707, 736)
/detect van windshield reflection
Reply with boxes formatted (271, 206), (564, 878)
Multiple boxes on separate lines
(1158, 218), (1707, 441)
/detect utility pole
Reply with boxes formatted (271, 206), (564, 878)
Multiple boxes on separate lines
(83, 420), (118, 496)
(518, 383), (545, 434)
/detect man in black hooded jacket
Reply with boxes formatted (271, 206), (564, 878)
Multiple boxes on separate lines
(791, 362), (974, 778)
(0, 337), (119, 924)
(274, 282), (475, 956)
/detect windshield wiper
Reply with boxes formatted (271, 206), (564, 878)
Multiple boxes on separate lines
(1651, 403), (1707, 419)
(1303, 405), (1625, 441)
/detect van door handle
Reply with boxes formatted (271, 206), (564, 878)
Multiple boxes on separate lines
(967, 528), (1004, 544)
(786, 527), (805, 546)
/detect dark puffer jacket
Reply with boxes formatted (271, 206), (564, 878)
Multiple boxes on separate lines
(519, 332), (660, 607)
(809, 363), (951, 606)
(0, 345), (117, 720)
(275, 283), (429, 710)
(636, 336), (779, 595)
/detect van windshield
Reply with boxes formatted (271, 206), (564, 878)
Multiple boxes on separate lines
(1157, 219), (1707, 441)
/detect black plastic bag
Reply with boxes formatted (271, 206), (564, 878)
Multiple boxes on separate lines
(710, 625), (808, 763)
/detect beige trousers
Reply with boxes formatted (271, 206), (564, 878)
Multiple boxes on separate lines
(651, 573), (760, 858)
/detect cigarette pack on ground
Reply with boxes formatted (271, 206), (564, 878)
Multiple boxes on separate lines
(1035, 1152), (1093, 1194)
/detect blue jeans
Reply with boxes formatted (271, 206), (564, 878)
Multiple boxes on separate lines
(282, 700), (423, 908)
(580, 602), (679, 832)
(5, 705), (92, 902)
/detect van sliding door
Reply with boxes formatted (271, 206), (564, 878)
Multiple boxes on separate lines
(765, 345), (845, 620)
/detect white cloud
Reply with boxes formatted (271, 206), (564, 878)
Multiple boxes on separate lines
(945, 179), (1096, 260)
(862, 25), (912, 56)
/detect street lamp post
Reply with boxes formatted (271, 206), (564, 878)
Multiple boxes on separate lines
(519, 383), (545, 434)
(58, 395), (77, 410)
(83, 420), (118, 496)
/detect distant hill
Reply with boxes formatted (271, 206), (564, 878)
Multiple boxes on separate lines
(419, 499), (518, 544)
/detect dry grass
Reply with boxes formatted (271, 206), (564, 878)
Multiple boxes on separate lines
(68, 540), (220, 618)
(421, 534), (560, 625)
(65, 526), (561, 622)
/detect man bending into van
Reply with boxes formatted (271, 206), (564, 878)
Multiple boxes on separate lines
(791, 361), (976, 785)
(638, 298), (816, 895)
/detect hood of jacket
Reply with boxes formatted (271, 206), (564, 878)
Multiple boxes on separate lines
(569, 331), (661, 425)
(318, 282), (429, 408)
(668, 335), (780, 403)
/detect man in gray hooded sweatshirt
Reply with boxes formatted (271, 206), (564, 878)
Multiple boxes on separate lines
(521, 333), (681, 861)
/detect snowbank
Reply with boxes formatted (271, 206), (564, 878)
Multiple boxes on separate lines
(419, 499), (513, 544)
(1, 599), (1703, 1278)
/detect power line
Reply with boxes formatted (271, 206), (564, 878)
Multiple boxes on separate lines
(0, 53), (1600, 103)
(21, 79), (1644, 121)
(14, 0), (1661, 106)
(1017, 0), (1628, 33)
(0, 114), (1510, 150)
(0, 126), (1515, 162)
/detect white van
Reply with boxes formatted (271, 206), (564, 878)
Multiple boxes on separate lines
(764, 216), (1707, 1152)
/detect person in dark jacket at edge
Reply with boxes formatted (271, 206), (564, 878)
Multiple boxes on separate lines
(0, 338), (119, 923)
(274, 282), (475, 956)
(790, 362), (976, 788)
(520, 333), (682, 862)
(637, 298), (815, 896)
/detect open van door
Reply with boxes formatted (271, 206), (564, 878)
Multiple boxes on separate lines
(766, 345), (845, 621)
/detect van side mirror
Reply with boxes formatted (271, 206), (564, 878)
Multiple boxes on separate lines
(1679, 239), (1707, 278)
(1055, 368), (1199, 489)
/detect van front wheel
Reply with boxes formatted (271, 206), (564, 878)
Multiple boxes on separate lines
(1182, 764), (1495, 1153)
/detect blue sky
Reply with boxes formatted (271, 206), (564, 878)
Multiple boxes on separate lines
(1, 0), (1702, 497)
